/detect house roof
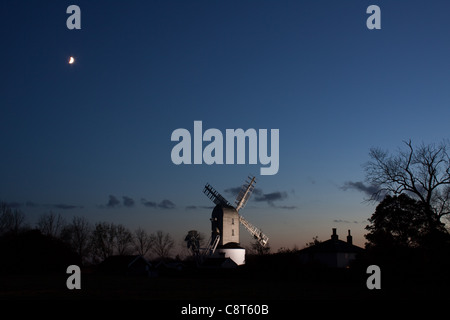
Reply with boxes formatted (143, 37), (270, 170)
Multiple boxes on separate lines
(200, 257), (238, 268)
(98, 255), (151, 273)
(298, 239), (365, 254)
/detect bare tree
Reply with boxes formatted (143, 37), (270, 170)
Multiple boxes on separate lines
(115, 224), (133, 255)
(0, 203), (27, 235)
(365, 139), (450, 223)
(90, 221), (116, 262)
(152, 230), (174, 260)
(134, 227), (154, 257)
(37, 211), (66, 237)
(89, 222), (135, 261)
(61, 216), (92, 265)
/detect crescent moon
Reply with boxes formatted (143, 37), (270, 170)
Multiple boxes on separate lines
(69, 57), (75, 64)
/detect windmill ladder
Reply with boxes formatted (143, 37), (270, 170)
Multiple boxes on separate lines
(204, 235), (220, 256)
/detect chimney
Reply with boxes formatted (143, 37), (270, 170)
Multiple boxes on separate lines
(347, 230), (353, 245)
(331, 228), (338, 241)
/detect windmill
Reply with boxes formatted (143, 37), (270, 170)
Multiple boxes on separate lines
(201, 175), (269, 265)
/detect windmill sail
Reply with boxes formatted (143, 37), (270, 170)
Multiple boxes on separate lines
(239, 215), (269, 247)
(203, 183), (232, 207)
(203, 176), (269, 250)
(235, 176), (256, 212)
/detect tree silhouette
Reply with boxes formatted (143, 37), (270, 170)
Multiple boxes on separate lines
(152, 230), (174, 260)
(0, 203), (27, 235)
(184, 230), (204, 256)
(61, 216), (92, 265)
(249, 239), (271, 255)
(305, 236), (321, 248)
(90, 222), (135, 261)
(37, 211), (66, 238)
(365, 194), (447, 249)
(90, 222), (116, 262)
(365, 140), (450, 223)
(134, 227), (154, 258)
(115, 224), (133, 255)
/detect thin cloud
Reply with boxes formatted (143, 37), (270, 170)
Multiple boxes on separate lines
(141, 198), (157, 208)
(52, 204), (82, 210)
(277, 205), (297, 210)
(340, 181), (385, 200)
(225, 186), (294, 208)
(106, 195), (120, 208)
(333, 219), (350, 223)
(158, 199), (175, 209)
(333, 219), (364, 224)
(254, 191), (288, 205)
(186, 205), (215, 210)
(2, 201), (81, 210)
(141, 198), (176, 209)
(122, 196), (135, 207)
(224, 187), (241, 198)
(254, 191), (297, 209)
(225, 187), (263, 199)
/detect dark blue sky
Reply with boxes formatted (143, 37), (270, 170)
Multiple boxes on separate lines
(2, 0), (450, 251)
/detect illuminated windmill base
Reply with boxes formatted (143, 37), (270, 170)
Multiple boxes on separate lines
(201, 176), (269, 266)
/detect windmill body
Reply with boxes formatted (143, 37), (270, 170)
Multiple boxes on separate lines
(211, 205), (239, 246)
(202, 176), (268, 266)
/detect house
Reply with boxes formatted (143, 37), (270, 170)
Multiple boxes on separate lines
(98, 255), (153, 276)
(199, 257), (238, 269)
(297, 228), (364, 268)
(154, 260), (185, 276)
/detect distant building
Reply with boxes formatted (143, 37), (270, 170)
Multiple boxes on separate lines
(200, 257), (238, 269)
(154, 260), (185, 276)
(297, 228), (364, 268)
(98, 255), (153, 276)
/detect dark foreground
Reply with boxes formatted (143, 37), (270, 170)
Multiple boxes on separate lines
(1, 263), (448, 301)
(1, 262), (449, 318)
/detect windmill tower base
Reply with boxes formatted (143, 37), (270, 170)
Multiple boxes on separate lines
(215, 243), (246, 266)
